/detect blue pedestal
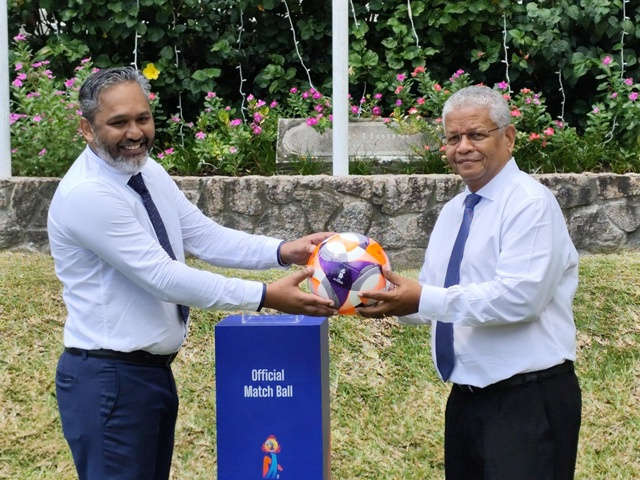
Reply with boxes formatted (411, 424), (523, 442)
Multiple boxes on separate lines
(215, 314), (331, 480)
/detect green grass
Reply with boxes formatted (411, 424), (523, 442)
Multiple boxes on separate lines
(1, 251), (639, 479)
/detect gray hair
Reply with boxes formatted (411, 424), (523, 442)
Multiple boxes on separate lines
(442, 85), (511, 130)
(79, 67), (151, 124)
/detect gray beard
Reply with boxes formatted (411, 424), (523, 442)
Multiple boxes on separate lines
(93, 141), (149, 175)
(98, 148), (148, 175)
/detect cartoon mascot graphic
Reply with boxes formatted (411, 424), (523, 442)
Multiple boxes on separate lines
(262, 434), (283, 479)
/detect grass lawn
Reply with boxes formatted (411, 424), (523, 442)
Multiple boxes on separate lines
(0, 250), (639, 479)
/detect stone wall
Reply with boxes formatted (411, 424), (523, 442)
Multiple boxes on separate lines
(3, 173), (640, 269)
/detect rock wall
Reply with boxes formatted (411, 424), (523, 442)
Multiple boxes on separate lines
(3, 173), (640, 268)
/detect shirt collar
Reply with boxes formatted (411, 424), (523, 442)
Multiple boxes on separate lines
(463, 157), (519, 203)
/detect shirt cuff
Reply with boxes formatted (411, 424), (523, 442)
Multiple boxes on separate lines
(276, 241), (290, 267)
(257, 283), (267, 312)
(419, 284), (450, 320)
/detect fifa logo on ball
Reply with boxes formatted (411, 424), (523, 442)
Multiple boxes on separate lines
(308, 232), (391, 315)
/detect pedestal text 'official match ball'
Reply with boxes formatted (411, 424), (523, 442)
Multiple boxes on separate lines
(307, 232), (391, 315)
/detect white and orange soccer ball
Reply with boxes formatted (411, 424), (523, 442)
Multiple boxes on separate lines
(307, 232), (391, 315)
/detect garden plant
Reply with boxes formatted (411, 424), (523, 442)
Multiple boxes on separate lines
(7, 0), (640, 177)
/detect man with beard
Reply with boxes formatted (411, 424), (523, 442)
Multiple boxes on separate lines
(47, 67), (337, 480)
(358, 86), (581, 479)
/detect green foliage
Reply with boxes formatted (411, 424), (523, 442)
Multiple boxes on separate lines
(8, 37), (93, 176)
(8, 0), (639, 128)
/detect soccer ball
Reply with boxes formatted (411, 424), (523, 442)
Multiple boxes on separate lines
(307, 232), (391, 315)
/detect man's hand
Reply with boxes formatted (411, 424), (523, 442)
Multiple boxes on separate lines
(278, 232), (336, 266)
(263, 267), (339, 317)
(357, 268), (422, 318)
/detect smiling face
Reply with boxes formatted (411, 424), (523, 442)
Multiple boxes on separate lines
(80, 81), (154, 174)
(444, 105), (516, 192)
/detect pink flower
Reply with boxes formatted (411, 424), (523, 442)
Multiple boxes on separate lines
(315, 104), (324, 113)
(396, 73), (406, 82)
(206, 91), (216, 99)
(12, 79), (23, 88)
(15, 63), (22, 71)
(434, 84), (442, 91)
(372, 106), (381, 116)
(624, 78), (634, 86)
(313, 92), (322, 100)
(171, 116), (180, 123)
(164, 148), (175, 155)
(230, 119), (242, 127)
(33, 115), (43, 122)
(252, 125), (262, 135)
(408, 108), (418, 115)
(395, 99), (402, 106)
(395, 85), (404, 94)
(544, 127), (555, 136)
(270, 100), (278, 108)
(374, 93), (383, 100)
(148, 92), (157, 100)
(350, 105), (359, 114)
(602, 56), (613, 66)
(592, 107), (600, 114)
(417, 97), (425, 105)
(521, 88), (531, 94)
(247, 94), (255, 101)
(253, 113), (264, 123)
(39, 148), (47, 156)
(13, 33), (27, 41)
(412, 66), (425, 77)
(510, 109), (522, 117)
(529, 133), (541, 141)
(290, 87), (298, 94)
(65, 78), (76, 88)
(611, 92), (618, 99)
(306, 117), (318, 126)
(497, 81), (509, 90)
(629, 92), (639, 101)
(195, 132), (206, 140)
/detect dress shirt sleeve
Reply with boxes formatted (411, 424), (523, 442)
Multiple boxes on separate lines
(167, 177), (283, 269)
(61, 180), (265, 311)
(403, 193), (573, 327)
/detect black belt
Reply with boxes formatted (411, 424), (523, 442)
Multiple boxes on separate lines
(455, 360), (574, 394)
(64, 347), (178, 367)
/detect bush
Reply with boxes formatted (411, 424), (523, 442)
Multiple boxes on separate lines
(9, 0), (639, 129)
(7, 34), (640, 177)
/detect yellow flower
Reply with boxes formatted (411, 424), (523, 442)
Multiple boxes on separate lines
(142, 63), (160, 80)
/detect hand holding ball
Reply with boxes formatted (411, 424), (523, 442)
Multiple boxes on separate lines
(307, 232), (391, 315)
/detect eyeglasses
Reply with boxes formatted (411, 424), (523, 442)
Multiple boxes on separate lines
(444, 125), (509, 146)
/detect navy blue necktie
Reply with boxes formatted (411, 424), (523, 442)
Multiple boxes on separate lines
(435, 193), (481, 380)
(128, 173), (189, 323)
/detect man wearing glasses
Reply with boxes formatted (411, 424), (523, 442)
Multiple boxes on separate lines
(359, 85), (581, 480)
